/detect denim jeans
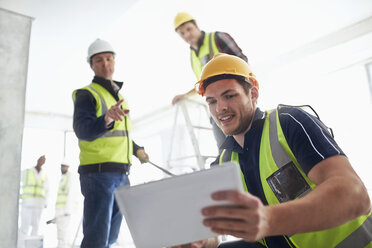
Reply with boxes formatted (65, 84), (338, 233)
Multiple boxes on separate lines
(80, 172), (130, 248)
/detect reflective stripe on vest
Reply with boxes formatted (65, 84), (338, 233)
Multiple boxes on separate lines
(73, 83), (133, 165)
(56, 173), (69, 209)
(219, 150), (248, 192)
(220, 106), (372, 247)
(191, 32), (220, 80)
(86, 85), (130, 138)
(264, 109), (314, 203)
(21, 169), (47, 199)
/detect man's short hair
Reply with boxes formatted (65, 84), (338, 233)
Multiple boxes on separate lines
(203, 74), (252, 94)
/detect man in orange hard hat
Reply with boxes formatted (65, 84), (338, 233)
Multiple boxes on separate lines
(172, 12), (249, 151)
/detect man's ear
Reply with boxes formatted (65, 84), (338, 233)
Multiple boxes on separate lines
(251, 85), (259, 102)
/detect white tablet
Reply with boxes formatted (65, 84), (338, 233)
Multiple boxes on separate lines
(114, 162), (244, 248)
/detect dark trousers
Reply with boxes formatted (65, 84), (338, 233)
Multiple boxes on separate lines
(80, 172), (130, 248)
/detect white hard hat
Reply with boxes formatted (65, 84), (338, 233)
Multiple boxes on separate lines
(87, 39), (115, 63)
(61, 157), (72, 167)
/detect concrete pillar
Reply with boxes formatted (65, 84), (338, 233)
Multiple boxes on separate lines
(0, 8), (33, 248)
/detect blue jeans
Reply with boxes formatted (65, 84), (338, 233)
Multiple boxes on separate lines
(80, 172), (130, 248)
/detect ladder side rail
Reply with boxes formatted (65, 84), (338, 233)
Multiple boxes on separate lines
(167, 104), (180, 167)
(180, 100), (205, 169)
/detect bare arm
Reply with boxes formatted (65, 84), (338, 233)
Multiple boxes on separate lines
(172, 88), (197, 105)
(202, 155), (371, 241)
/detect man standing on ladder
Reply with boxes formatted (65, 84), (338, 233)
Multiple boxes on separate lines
(172, 12), (249, 150)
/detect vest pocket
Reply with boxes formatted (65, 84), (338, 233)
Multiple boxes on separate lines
(266, 161), (311, 203)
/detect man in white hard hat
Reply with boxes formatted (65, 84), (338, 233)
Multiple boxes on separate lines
(172, 12), (248, 151)
(18, 155), (49, 248)
(72, 39), (150, 248)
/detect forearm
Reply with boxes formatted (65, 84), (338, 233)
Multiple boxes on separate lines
(73, 90), (110, 141)
(73, 114), (108, 141)
(204, 237), (219, 248)
(185, 88), (196, 96)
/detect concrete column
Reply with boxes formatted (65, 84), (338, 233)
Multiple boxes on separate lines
(0, 8), (33, 248)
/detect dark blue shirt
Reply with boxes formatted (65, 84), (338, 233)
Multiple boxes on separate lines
(214, 106), (344, 247)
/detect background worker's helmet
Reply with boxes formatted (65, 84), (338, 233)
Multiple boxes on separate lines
(87, 39), (115, 63)
(61, 158), (71, 167)
(195, 53), (259, 96)
(174, 12), (195, 31)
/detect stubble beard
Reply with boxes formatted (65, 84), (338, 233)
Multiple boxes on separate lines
(222, 110), (254, 136)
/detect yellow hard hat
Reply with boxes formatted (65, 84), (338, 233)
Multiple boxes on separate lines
(195, 53), (259, 96)
(174, 12), (195, 31)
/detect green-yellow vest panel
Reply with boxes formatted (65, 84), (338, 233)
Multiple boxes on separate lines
(219, 107), (372, 247)
(191, 32), (220, 80)
(56, 174), (69, 209)
(21, 169), (47, 199)
(73, 83), (133, 165)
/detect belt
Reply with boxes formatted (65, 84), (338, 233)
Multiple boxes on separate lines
(78, 163), (130, 175)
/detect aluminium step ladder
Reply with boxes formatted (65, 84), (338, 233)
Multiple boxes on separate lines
(167, 98), (218, 172)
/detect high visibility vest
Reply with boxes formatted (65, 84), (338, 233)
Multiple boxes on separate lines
(21, 168), (47, 199)
(219, 107), (372, 248)
(73, 82), (133, 165)
(191, 32), (220, 80)
(56, 173), (70, 209)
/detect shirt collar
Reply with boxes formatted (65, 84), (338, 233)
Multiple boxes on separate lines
(190, 31), (205, 51)
(219, 108), (265, 153)
(92, 76), (123, 94)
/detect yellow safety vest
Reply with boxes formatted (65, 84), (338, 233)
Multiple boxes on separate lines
(73, 82), (133, 165)
(21, 168), (47, 199)
(219, 107), (372, 248)
(190, 32), (220, 80)
(56, 173), (70, 209)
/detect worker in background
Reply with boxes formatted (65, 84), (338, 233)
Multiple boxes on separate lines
(194, 53), (371, 247)
(172, 12), (248, 150)
(55, 160), (78, 248)
(72, 38), (150, 248)
(18, 155), (49, 248)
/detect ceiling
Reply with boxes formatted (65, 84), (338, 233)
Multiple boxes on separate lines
(1, 0), (372, 128)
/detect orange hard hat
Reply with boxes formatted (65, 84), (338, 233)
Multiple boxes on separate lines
(195, 53), (259, 96)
